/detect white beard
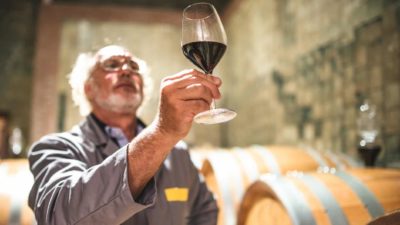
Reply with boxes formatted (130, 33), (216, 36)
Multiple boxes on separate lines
(95, 94), (141, 113)
(94, 91), (142, 114)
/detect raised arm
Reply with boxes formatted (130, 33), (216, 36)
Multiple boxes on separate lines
(126, 69), (221, 198)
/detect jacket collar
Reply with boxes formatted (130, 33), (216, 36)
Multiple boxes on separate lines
(77, 114), (146, 157)
(79, 114), (109, 147)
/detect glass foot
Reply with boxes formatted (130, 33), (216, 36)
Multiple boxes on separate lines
(194, 108), (236, 124)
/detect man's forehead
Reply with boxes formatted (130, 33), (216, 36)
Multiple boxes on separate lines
(96, 45), (133, 60)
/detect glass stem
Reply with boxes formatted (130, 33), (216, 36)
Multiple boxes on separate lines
(211, 99), (216, 110)
(207, 72), (216, 110)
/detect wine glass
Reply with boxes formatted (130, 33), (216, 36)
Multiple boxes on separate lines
(181, 2), (236, 124)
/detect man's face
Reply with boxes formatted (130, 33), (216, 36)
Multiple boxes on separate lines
(86, 46), (144, 114)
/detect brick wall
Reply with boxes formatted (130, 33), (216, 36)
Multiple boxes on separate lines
(2, 0), (399, 166)
(0, 0), (38, 156)
(222, 0), (400, 166)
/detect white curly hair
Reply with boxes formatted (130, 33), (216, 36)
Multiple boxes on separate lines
(68, 45), (152, 116)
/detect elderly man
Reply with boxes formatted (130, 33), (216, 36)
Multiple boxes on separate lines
(28, 45), (220, 225)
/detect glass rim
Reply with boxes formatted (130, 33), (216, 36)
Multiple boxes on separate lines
(182, 2), (216, 20)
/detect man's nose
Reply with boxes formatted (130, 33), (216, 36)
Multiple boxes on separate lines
(119, 70), (132, 78)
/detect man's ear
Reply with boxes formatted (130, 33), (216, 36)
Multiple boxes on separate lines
(84, 83), (93, 100)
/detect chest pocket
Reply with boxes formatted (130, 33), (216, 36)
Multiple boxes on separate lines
(159, 187), (190, 225)
(145, 156), (192, 225)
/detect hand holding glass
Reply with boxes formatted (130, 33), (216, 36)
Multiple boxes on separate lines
(181, 2), (236, 124)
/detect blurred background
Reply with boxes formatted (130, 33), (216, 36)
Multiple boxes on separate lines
(0, 0), (399, 167)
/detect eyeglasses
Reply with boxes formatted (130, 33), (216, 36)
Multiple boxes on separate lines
(99, 56), (140, 74)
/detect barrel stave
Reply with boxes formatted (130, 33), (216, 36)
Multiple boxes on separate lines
(238, 169), (400, 225)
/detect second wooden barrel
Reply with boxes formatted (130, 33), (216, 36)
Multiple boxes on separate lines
(200, 145), (359, 225)
(237, 168), (400, 225)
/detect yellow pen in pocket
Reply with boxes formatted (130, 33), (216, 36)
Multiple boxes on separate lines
(164, 187), (189, 202)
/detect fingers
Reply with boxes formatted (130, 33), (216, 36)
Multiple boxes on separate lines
(163, 69), (221, 87)
(162, 69), (194, 81)
(185, 99), (211, 116)
(176, 83), (214, 105)
(162, 69), (222, 100)
(155, 69), (223, 139)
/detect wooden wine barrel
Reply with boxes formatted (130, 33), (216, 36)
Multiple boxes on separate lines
(189, 148), (215, 170)
(320, 150), (362, 169)
(237, 168), (400, 225)
(199, 145), (360, 225)
(0, 159), (36, 225)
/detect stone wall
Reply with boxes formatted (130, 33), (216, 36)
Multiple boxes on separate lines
(222, 0), (400, 166)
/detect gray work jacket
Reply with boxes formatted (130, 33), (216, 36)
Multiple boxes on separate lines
(28, 116), (218, 225)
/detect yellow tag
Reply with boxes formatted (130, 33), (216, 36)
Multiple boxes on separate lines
(164, 187), (189, 202)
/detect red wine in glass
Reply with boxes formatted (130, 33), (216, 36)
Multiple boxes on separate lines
(182, 41), (226, 74)
(181, 3), (236, 124)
